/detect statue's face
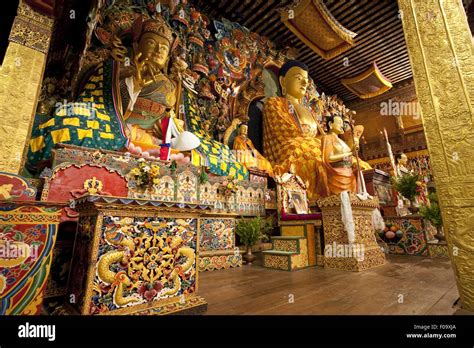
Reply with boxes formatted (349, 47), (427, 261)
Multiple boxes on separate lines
(330, 116), (344, 135)
(400, 154), (408, 165)
(289, 163), (296, 173)
(138, 33), (170, 67)
(240, 125), (248, 136)
(281, 67), (308, 100)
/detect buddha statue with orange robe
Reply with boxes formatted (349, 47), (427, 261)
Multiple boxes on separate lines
(233, 124), (273, 177)
(318, 115), (358, 197)
(263, 60), (324, 200)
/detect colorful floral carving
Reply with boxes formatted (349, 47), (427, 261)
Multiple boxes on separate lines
(199, 218), (235, 251)
(91, 216), (197, 314)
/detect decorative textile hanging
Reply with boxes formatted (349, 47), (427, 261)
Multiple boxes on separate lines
(341, 62), (392, 99)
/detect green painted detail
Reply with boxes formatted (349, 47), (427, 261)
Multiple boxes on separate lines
(26, 60), (127, 171)
(12, 260), (48, 314)
(183, 90), (248, 180)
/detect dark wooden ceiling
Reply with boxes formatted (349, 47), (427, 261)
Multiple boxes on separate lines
(193, 0), (413, 102)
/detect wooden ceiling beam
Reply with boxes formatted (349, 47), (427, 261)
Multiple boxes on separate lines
(297, 13), (399, 65)
(325, 0), (358, 14)
(247, 0), (275, 32)
(308, 31), (409, 78)
(330, 0), (361, 18)
(224, 0), (249, 21)
(255, 0), (294, 35)
(336, 1), (383, 28)
(299, 7), (400, 65)
(256, 15), (286, 36)
(242, 1), (269, 27)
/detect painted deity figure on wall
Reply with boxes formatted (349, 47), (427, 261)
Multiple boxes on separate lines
(263, 60), (325, 200)
(26, 14), (199, 172)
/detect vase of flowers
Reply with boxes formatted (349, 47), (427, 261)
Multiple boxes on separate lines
(235, 216), (271, 265)
(129, 158), (161, 198)
(392, 173), (420, 214)
(419, 193), (445, 241)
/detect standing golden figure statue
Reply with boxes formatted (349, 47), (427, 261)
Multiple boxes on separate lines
(318, 115), (357, 197)
(340, 117), (372, 171)
(263, 60), (325, 200)
(233, 124), (274, 176)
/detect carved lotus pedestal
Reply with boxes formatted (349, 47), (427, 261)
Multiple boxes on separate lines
(318, 193), (386, 272)
(63, 195), (210, 315)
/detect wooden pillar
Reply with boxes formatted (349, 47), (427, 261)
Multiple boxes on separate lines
(399, 0), (474, 311)
(0, 1), (53, 173)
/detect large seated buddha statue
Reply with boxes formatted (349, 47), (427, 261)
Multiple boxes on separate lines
(27, 14), (198, 172)
(263, 60), (325, 200)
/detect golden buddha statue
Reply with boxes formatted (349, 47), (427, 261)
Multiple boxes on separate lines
(117, 16), (199, 159)
(27, 14), (198, 171)
(339, 114), (372, 171)
(121, 17), (178, 147)
(318, 115), (357, 197)
(233, 124), (273, 176)
(263, 60), (324, 200)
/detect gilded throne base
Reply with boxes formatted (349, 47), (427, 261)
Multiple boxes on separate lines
(318, 193), (385, 272)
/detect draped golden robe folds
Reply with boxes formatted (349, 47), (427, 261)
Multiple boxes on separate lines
(318, 133), (357, 197)
(263, 96), (323, 200)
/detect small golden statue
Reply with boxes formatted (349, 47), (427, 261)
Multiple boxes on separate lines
(232, 124), (273, 177)
(318, 115), (357, 197)
(339, 112), (372, 171)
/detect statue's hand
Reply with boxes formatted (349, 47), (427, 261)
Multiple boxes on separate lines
(352, 138), (360, 154)
(120, 65), (137, 78)
(132, 52), (148, 90)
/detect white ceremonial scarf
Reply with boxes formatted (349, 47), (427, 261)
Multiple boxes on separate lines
(340, 191), (356, 244)
(125, 76), (141, 112)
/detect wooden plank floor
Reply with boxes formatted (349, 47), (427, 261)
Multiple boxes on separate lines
(199, 255), (459, 315)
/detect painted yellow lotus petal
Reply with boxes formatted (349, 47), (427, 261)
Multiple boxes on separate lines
(0, 274), (6, 294)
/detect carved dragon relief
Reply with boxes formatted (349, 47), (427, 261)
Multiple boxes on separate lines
(95, 217), (196, 310)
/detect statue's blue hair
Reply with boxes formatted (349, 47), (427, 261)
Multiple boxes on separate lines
(278, 60), (309, 79)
